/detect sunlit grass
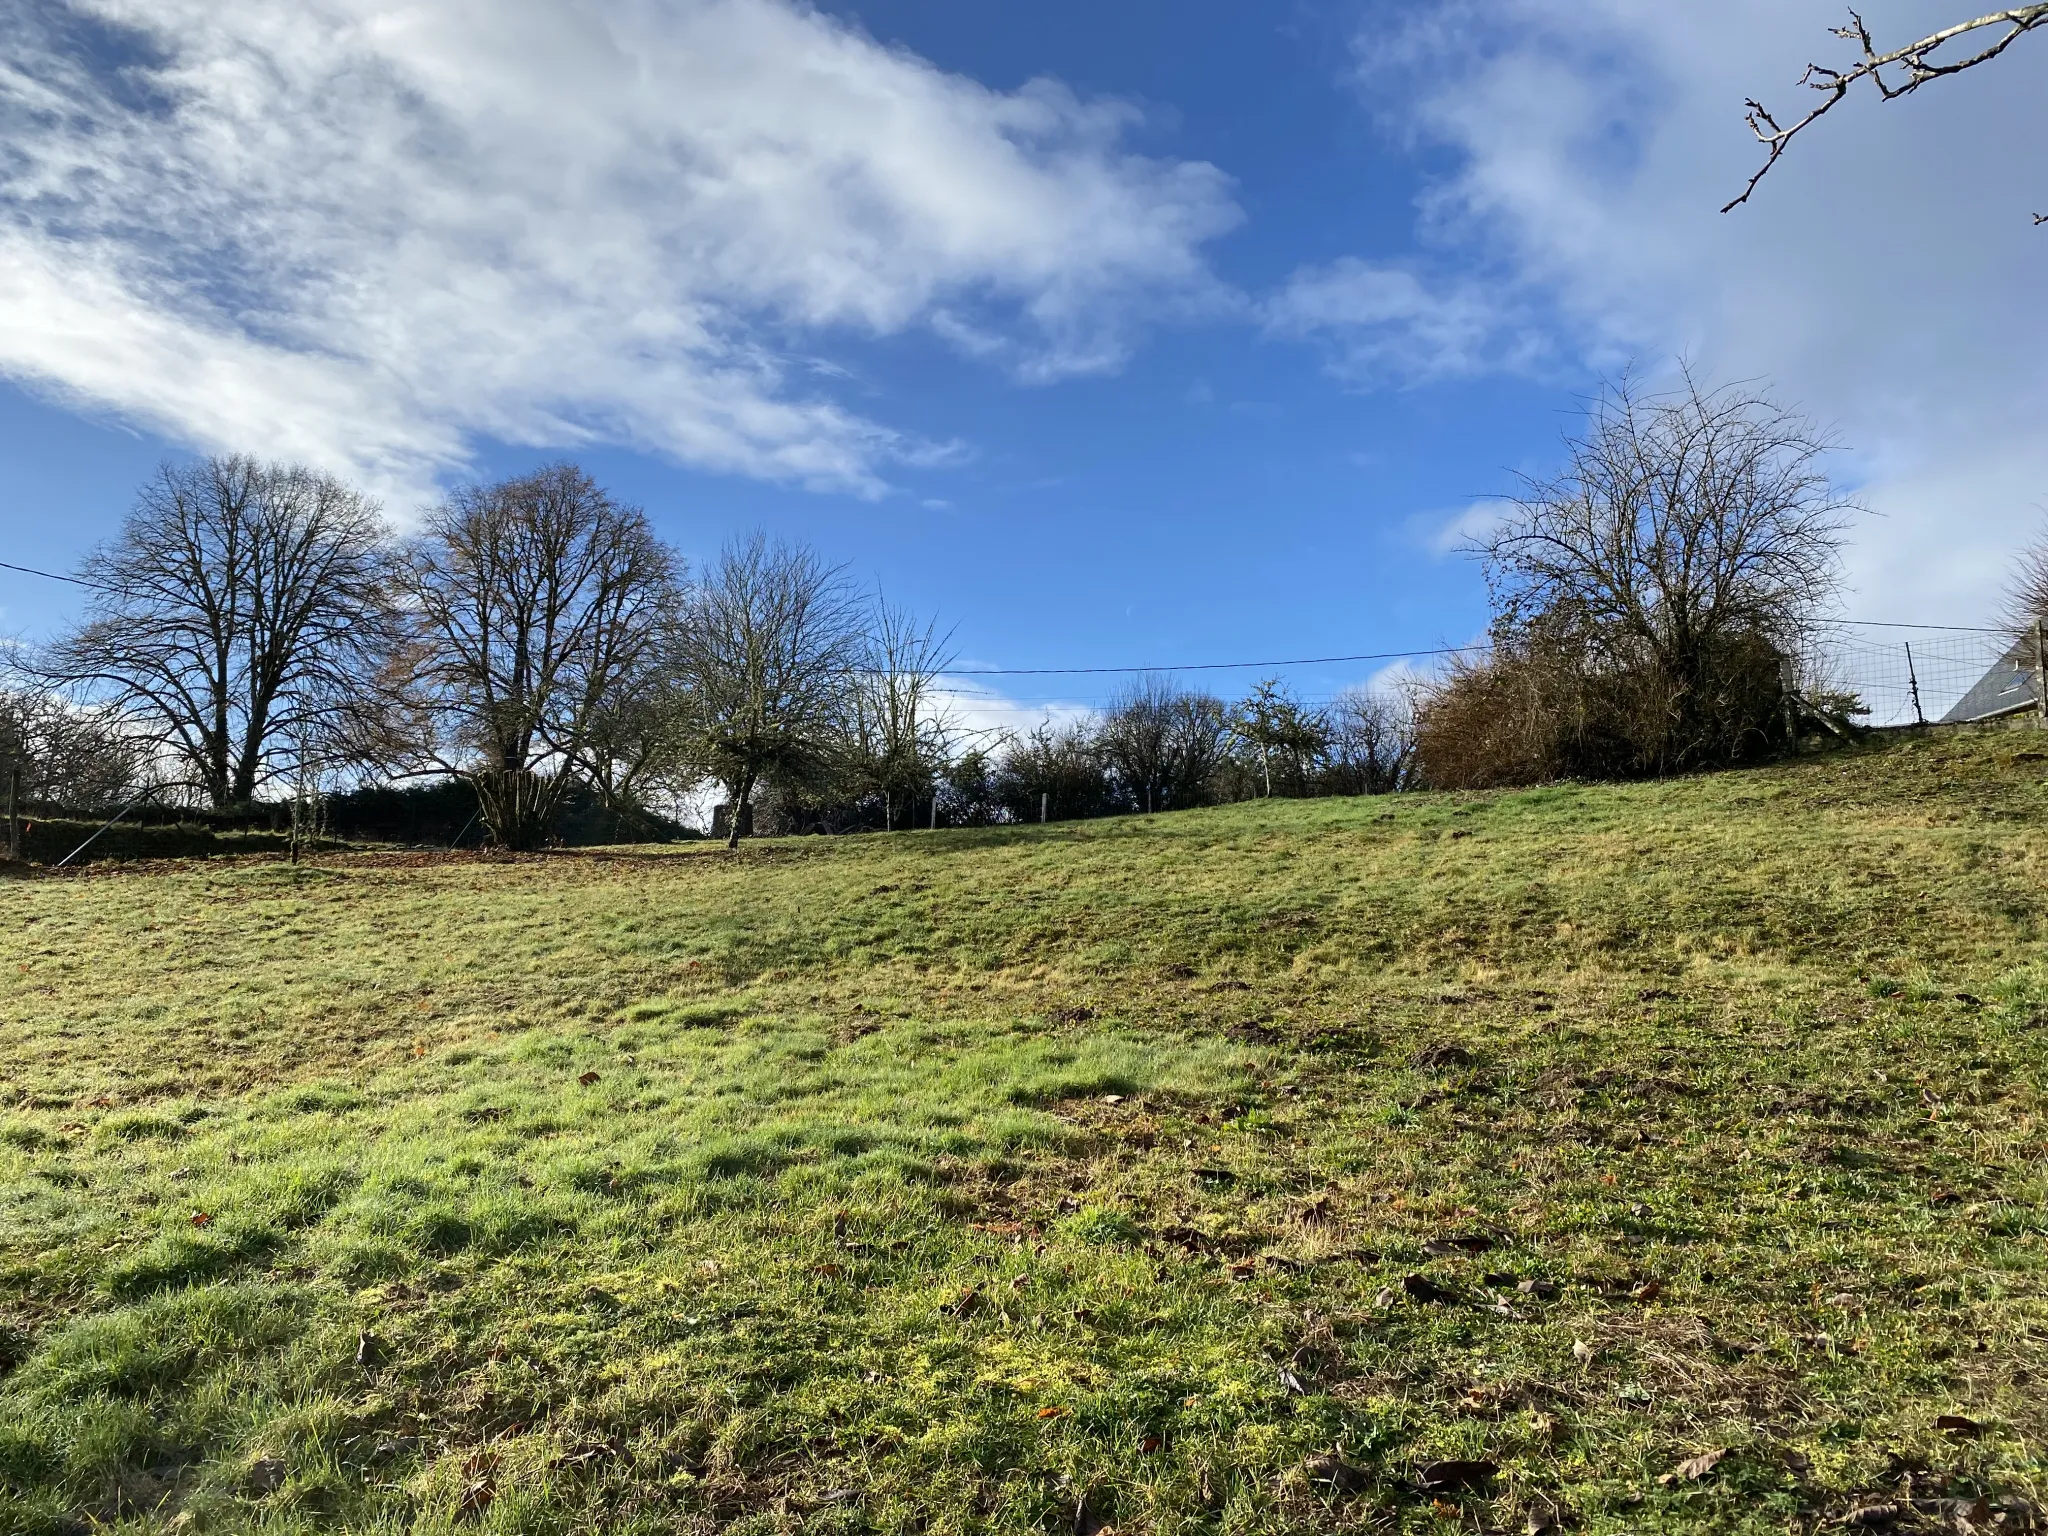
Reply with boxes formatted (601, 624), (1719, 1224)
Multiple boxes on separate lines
(2, 730), (2047, 1532)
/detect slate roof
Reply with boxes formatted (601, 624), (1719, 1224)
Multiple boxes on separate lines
(1941, 636), (2044, 724)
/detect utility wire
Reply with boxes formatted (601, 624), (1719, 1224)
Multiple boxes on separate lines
(0, 550), (2016, 676)
(945, 645), (1483, 677)
(0, 558), (96, 588)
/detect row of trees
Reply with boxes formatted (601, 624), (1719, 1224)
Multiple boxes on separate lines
(3, 460), (935, 849)
(4, 458), (1417, 853)
(875, 678), (1413, 834)
(28, 367), (2020, 842)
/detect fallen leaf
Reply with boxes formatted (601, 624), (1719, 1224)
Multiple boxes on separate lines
(356, 1332), (384, 1370)
(1037, 1405), (1068, 1420)
(1518, 1278), (1559, 1299)
(1424, 1234), (1496, 1257)
(1571, 1340), (1597, 1364)
(811, 1262), (844, 1279)
(244, 1458), (288, 1495)
(189, 1211), (213, 1228)
(458, 1476), (496, 1520)
(1632, 1279), (1663, 1303)
(1402, 1274), (1457, 1305)
(1418, 1459), (1498, 1494)
(1525, 1504), (1564, 1534)
(577, 1071), (600, 1087)
(1303, 1452), (1369, 1494)
(1101, 1094), (1125, 1106)
(1840, 1505), (1901, 1529)
(947, 1285), (981, 1319)
(1407, 1042), (1473, 1070)
(1072, 1492), (1107, 1536)
(1660, 1449), (1728, 1486)
(1139, 1435), (1162, 1454)
(1935, 1414), (1984, 1439)
(1228, 1261), (1257, 1282)
(1277, 1368), (1307, 1395)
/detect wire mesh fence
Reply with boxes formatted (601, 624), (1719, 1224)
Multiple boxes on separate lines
(1805, 624), (2044, 729)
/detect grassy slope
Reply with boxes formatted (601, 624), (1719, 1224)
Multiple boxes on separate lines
(2, 732), (2046, 1535)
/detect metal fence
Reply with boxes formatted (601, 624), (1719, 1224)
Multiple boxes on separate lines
(1804, 624), (2044, 730)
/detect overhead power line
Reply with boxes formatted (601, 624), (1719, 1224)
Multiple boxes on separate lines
(0, 558), (95, 588)
(0, 552), (2014, 677)
(945, 646), (1482, 677)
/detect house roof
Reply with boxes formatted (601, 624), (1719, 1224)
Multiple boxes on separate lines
(1940, 636), (2043, 724)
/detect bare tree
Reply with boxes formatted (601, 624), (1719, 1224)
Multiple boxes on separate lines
(0, 683), (155, 816)
(1483, 373), (1852, 656)
(1729, 6), (2048, 215)
(1097, 676), (1229, 814)
(1326, 685), (1415, 796)
(844, 594), (957, 831)
(672, 535), (863, 849)
(42, 457), (394, 809)
(2011, 522), (2048, 630)
(1467, 370), (1855, 774)
(394, 463), (679, 851)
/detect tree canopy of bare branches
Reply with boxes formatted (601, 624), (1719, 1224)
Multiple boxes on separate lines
(1483, 373), (1852, 670)
(672, 535), (864, 849)
(394, 463), (679, 850)
(1325, 685), (1416, 796)
(42, 457), (394, 808)
(0, 683), (155, 814)
(843, 595), (957, 831)
(1729, 6), (2048, 214)
(2008, 522), (2048, 632)
(1096, 676), (1229, 815)
(1431, 371), (1856, 783)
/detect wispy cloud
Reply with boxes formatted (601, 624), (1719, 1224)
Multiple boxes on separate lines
(0, 0), (1241, 503)
(1263, 258), (1543, 384)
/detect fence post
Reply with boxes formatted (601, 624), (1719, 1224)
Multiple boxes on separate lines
(1904, 642), (1926, 727)
(5, 764), (18, 862)
(2036, 620), (2047, 729)
(1040, 791), (1048, 825)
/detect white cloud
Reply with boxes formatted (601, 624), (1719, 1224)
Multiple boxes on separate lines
(1408, 500), (1510, 557)
(935, 678), (1096, 745)
(1356, 0), (2048, 624)
(1264, 257), (1541, 383)
(0, 0), (1239, 502)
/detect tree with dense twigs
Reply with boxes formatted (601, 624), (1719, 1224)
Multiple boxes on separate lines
(42, 457), (394, 809)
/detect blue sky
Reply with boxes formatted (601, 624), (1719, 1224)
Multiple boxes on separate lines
(1, 0), (2045, 724)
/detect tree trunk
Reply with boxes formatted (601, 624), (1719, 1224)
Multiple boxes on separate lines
(477, 767), (551, 851)
(725, 771), (756, 851)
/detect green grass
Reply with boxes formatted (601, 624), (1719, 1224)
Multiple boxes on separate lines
(3, 730), (2048, 1534)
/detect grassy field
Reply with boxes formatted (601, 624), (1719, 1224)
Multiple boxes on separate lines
(3, 731), (2047, 1535)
